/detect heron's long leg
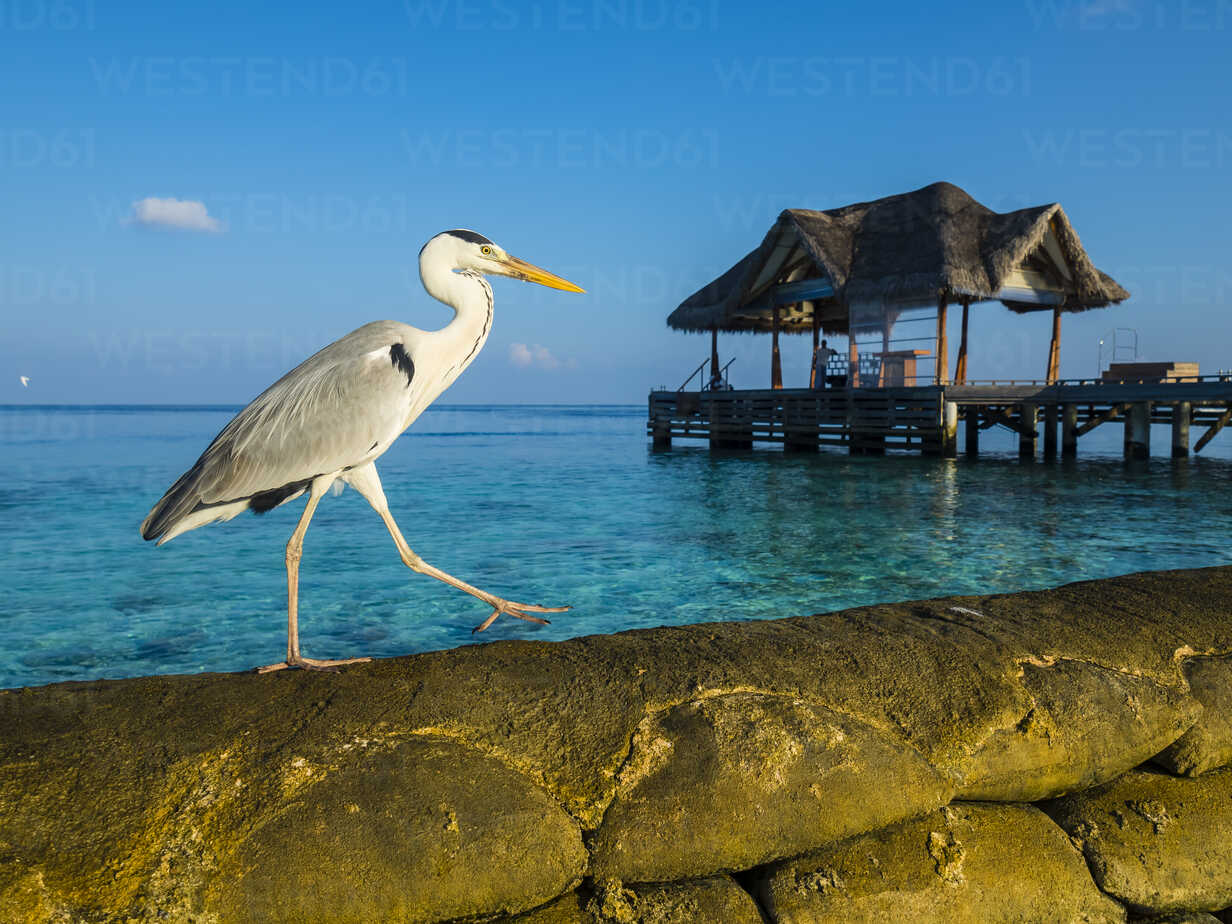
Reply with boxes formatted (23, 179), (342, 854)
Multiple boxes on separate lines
(344, 462), (569, 633)
(258, 477), (372, 673)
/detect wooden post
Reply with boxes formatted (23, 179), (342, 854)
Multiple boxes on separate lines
(848, 335), (859, 389)
(880, 321), (891, 387)
(942, 401), (958, 458)
(652, 422), (671, 451)
(1128, 401), (1151, 459)
(1046, 306), (1062, 384)
(935, 294), (949, 385)
(784, 393), (817, 453)
(710, 327), (719, 387)
(954, 299), (970, 385)
(771, 305), (782, 390)
(809, 312), (820, 388)
(1062, 403), (1078, 458)
(965, 406), (979, 457)
(710, 394), (752, 450)
(651, 395), (671, 451)
(1019, 403), (1038, 459)
(1043, 405), (1058, 459)
(1172, 402), (1191, 457)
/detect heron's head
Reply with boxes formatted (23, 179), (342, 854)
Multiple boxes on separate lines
(420, 229), (585, 293)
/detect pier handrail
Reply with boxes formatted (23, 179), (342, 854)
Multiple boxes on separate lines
(655, 372), (1232, 394)
(677, 359), (709, 392)
(957, 374), (1232, 387)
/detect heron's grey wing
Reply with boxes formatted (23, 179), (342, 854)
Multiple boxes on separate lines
(142, 322), (417, 541)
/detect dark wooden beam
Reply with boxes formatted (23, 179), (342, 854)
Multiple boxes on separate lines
(710, 327), (719, 387)
(1046, 306), (1061, 384)
(771, 304), (783, 390)
(810, 311), (820, 389)
(1075, 403), (1131, 438)
(1194, 404), (1232, 453)
(954, 299), (970, 385)
(980, 406), (1036, 438)
(935, 294), (949, 385)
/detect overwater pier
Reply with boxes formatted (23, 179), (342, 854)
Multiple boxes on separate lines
(648, 378), (1232, 459)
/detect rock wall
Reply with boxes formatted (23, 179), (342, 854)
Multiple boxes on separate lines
(1, 566), (1231, 922)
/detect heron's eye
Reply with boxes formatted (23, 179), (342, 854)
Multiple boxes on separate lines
(481, 246), (492, 256)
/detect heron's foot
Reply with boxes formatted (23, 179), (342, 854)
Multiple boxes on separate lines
(256, 655), (372, 674)
(472, 599), (570, 634)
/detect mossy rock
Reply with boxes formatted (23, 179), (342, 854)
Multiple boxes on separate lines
(754, 802), (1125, 923)
(213, 736), (586, 922)
(1155, 654), (1232, 776)
(507, 876), (761, 923)
(960, 658), (1199, 801)
(589, 693), (951, 883)
(1048, 768), (1232, 914)
(0, 675), (587, 922)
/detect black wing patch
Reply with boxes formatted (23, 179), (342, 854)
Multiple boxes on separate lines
(249, 478), (313, 514)
(389, 343), (415, 386)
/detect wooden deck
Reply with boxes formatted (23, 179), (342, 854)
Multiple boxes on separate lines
(648, 380), (1232, 459)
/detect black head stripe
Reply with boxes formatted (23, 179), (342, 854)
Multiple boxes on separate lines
(446, 229), (494, 246)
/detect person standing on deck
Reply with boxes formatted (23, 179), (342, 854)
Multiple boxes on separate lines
(814, 339), (836, 388)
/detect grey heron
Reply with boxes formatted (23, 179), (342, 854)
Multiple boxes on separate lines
(141, 229), (584, 672)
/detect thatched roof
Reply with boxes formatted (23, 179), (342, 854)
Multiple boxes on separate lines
(668, 182), (1129, 334)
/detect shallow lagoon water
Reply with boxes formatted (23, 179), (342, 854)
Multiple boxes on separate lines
(2, 403), (1230, 689)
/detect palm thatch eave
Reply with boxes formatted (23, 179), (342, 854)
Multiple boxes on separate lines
(666, 182), (1129, 335)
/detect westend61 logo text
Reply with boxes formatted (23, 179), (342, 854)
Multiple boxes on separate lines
(403, 0), (719, 30)
(89, 57), (410, 97)
(0, 0), (94, 29)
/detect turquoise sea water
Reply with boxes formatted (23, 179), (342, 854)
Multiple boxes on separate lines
(2, 404), (1231, 690)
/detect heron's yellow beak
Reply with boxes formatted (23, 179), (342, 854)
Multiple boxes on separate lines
(500, 254), (585, 293)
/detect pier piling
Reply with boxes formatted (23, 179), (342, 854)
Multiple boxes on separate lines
(942, 402), (958, 459)
(1172, 402), (1191, 458)
(1043, 405), (1058, 460)
(1019, 403), (1038, 459)
(1128, 402), (1151, 460)
(1062, 404), (1078, 458)
(965, 407), (980, 457)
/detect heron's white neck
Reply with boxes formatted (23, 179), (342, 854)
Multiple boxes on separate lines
(419, 247), (495, 377)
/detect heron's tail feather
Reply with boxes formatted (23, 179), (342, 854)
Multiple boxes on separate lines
(142, 461), (314, 544)
(140, 463), (208, 543)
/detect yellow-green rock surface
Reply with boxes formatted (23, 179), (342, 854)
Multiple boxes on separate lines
(1155, 654), (1232, 776)
(1048, 768), (1232, 914)
(755, 803), (1126, 923)
(508, 876), (762, 923)
(589, 693), (951, 882)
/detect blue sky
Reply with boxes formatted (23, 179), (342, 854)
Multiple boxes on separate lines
(2, 0), (1230, 403)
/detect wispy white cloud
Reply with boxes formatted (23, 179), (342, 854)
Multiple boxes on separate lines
(509, 342), (570, 370)
(130, 197), (224, 233)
